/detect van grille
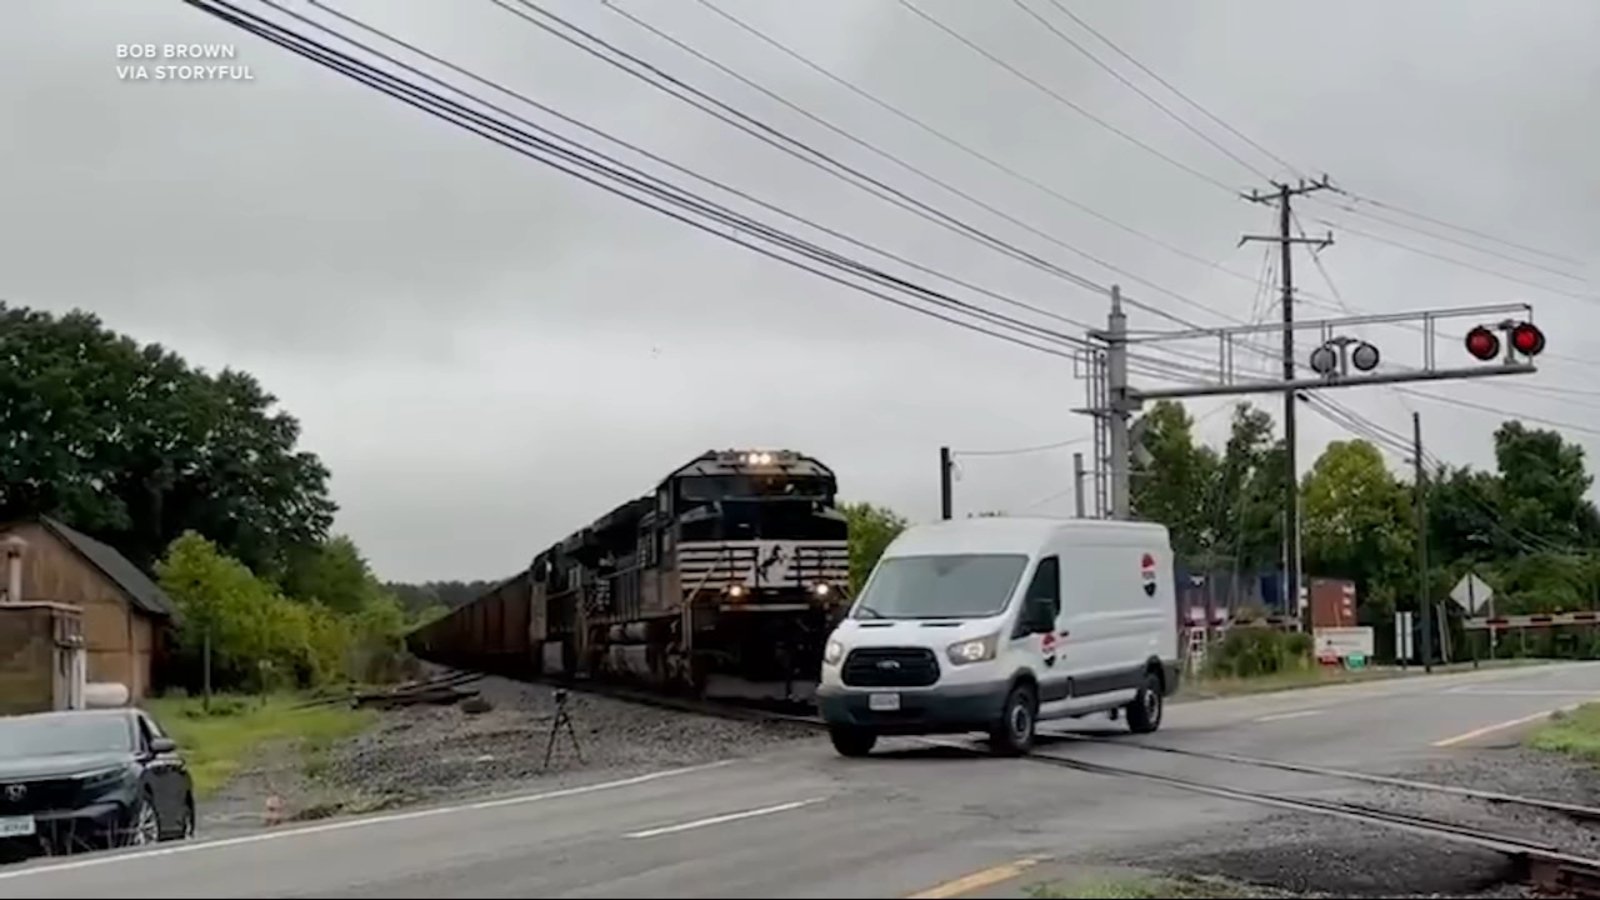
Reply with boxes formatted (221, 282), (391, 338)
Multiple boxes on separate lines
(841, 647), (939, 687)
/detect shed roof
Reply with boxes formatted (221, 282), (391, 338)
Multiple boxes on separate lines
(37, 517), (177, 619)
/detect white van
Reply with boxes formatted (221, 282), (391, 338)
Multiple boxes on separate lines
(817, 517), (1179, 757)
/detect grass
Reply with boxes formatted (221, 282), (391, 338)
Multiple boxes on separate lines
(1178, 657), (1550, 702)
(143, 694), (376, 799)
(1528, 703), (1600, 764)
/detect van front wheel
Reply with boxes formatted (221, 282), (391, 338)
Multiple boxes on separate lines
(829, 726), (877, 758)
(989, 683), (1038, 756)
(1126, 672), (1164, 734)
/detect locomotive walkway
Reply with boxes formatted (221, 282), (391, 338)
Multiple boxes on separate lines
(4, 661), (1598, 898)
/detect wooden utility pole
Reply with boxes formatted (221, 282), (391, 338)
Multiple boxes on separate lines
(1413, 411), (1434, 673)
(1243, 177), (1333, 629)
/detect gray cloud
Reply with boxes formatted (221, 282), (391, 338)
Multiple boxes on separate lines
(4, 0), (1596, 581)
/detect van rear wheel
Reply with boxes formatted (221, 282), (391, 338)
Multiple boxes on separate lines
(829, 726), (877, 758)
(1126, 672), (1164, 734)
(989, 683), (1038, 756)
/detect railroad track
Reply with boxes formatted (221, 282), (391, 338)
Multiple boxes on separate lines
(434, 668), (1600, 894)
(1010, 745), (1600, 899)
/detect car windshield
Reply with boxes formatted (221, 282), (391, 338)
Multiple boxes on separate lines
(0, 715), (134, 757)
(852, 553), (1029, 620)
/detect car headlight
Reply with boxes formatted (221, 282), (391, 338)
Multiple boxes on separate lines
(76, 765), (135, 793)
(946, 633), (999, 665)
(824, 639), (845, 666)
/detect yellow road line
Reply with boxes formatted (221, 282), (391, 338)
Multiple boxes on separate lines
(908, 856), (1046, 899)
(1432, 703), (1588, 748)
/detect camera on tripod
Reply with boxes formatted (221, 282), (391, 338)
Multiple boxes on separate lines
(553, 688), (569, 705)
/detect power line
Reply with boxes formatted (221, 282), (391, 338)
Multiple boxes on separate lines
(693, 0), (1277, 313)
(1013, 0), (1272, 181)
(1335, 189), (1586, 269)
(1316, 218), (1600, 304)
(300, 0), (1103, 339)
(1396, 388), (1600, 439)
(1040, 0), (1309, 181)
(190, 0), (1100, 363)
(893, 0), (1241, 195)
(952, 435), (1091, 457)
(595, 0), (1238, 334)
(1315, 197), (1589, 284)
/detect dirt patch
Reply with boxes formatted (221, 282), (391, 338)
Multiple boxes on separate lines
(198, 674), (820, 832)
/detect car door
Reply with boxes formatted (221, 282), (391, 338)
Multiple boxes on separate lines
(136, 713), (184, 830)
(1014, 555), (1070, 712)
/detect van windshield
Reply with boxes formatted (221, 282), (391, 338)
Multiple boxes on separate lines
(852, 553), (1029, 620)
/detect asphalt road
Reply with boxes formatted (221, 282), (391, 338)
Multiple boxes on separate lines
(4, 661), (1597, 899)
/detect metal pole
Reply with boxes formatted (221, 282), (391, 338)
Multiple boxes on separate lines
(1072, 452), (1086, 519)
(939, 446), (953, 520)
(1414, 411), (1434, 673)
(1107, 285), (1132, 520)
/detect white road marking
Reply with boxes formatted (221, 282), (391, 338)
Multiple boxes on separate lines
(624, 797), (825, 839)
(1253, 709), (1324, 723)
(1444, 688), (1600, 697)
(0, 760), (735, 882)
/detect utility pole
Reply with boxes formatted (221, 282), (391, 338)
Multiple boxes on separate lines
(1413, 411), (1434, 673)
(1106, 285), (1133, 520)
(1243, 177), (1333, 630)
(1072, 452), (1087, 519)
(939, 446), (953, 520)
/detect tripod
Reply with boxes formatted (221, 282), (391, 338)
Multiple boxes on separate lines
(541, 689), (584, 772)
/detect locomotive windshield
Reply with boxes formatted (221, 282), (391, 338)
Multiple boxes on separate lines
(677, 474), (834, 503)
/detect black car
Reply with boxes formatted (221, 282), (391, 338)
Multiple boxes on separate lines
(0, 708), (194, 861)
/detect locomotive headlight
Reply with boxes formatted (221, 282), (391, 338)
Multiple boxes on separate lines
(824, 639), (844, 666)
(813, 583), (831, 597)
(727, 584), (746, 599)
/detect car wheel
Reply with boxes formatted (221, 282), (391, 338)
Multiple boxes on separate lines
(1126, 672), (1164, 734)
(989, 683), (1038, 756)
(829, 726), (877, 758)
(123, 792), (162, 848)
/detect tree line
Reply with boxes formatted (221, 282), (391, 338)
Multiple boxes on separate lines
(2, 302), (426, 692)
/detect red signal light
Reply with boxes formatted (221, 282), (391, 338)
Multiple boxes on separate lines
(1465, 326), (1500, 361)
(1510, 321), (1545, 357)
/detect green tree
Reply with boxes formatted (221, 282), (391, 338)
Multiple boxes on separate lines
(840, 501), (908, 594)
(1129, 400), (1218, 559)
(0, 302), (336, 572)
(1300, 439), (1414, 619)
(283, 535), (383, 615)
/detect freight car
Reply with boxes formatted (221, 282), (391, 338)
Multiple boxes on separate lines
(409, 449), (852, 702)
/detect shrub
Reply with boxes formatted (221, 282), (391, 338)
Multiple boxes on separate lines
(1205, 627), (1311, 679)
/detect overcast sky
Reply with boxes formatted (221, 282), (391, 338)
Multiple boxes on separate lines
(4, 0), (1597, 582)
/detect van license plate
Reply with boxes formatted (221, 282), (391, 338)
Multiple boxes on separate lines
(0, 816), (36, 838)
(868, 693), (901, 712)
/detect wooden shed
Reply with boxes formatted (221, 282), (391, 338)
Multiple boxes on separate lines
(0, 517), (176, 699)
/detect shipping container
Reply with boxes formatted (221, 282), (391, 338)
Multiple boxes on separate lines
(1309, 577), (1357, 629)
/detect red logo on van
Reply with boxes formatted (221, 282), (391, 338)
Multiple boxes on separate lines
(1140, 553), (1158, 597)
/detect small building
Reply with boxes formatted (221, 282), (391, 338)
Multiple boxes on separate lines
(0, 517), (176, 699)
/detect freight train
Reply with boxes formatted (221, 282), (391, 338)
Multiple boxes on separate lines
(407, 449), (852, 701)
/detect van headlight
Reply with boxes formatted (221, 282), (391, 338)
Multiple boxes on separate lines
(824, 639), (845, 666)
(946, 633), (999, 665)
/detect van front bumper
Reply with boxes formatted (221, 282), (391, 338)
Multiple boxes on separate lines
(816, 683), (1009, 735)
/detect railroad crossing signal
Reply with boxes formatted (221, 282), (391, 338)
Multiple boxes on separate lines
(1466, 320), (1545, 364)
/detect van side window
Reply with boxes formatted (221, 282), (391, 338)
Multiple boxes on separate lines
(1013, 556), (1060, 638)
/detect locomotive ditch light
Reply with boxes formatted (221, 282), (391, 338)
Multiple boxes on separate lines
(727, 584), (746, 599)
(1350, 341), (1380, 372)
(813, 583), (832, 597)
(1465, 326), (1501, 362)
(1510, 321), (1546, 357)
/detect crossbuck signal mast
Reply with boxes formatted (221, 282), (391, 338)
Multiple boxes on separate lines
(1074, 177), (1548, 632)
